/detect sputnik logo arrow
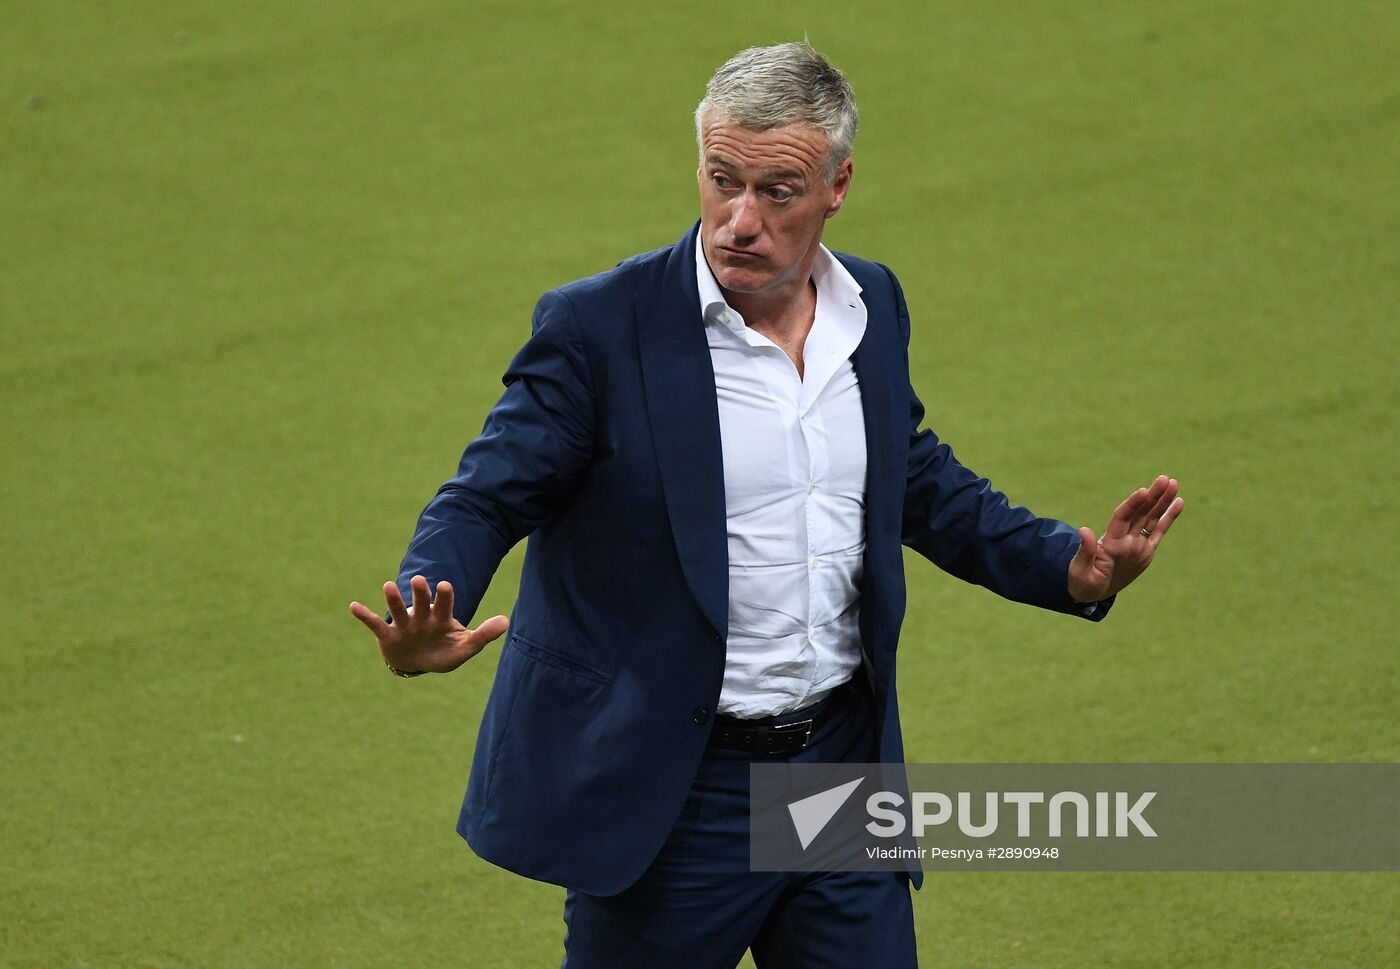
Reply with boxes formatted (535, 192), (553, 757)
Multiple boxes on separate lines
(787, 777), (864, 849)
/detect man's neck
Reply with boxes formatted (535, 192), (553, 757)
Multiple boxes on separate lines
(724, 276), (820, 380)
(723, 277), (818, 338)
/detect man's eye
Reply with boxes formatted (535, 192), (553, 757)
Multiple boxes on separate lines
(713, 173), (736, 190)
(765, 187), (793, 202)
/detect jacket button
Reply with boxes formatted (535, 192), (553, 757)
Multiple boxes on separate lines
(691, 706), (710, 725)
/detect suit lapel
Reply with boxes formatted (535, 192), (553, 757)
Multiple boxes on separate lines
(850, 297), (899, 558)
(845, 258), (902, 702)
(635, 224), (730, 641)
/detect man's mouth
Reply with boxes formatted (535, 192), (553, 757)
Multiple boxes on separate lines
(719, 246), (762, 260)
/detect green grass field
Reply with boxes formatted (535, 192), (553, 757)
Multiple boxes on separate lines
(4, 1), (1398, 965)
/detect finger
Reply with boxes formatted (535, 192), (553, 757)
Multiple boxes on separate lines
(349, 601), (390, 638)
(1118, 487), (1152, 519)
(410, 575), (432, 619)
(432, 580), (454, 623)
(1138, 477), (1178, 530)
(467, 615), (511, 650)
(1104, 488), (1149, 539)
(1148, 496), (1185, 548)
(384, 581), (411, 627)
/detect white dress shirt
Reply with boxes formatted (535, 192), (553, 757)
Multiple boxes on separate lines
(696, 237), (869, 718)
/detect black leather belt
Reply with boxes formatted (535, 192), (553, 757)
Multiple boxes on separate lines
(707, 684), (851, 756)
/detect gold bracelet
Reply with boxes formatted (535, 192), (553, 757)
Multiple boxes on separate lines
(385, 661), (427, 678)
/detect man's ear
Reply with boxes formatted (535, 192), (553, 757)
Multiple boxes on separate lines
(825, 158), (853, 219)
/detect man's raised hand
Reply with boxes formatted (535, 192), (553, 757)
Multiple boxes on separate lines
(348, 575), (509, 675)
(1067, 475), (1184, 604)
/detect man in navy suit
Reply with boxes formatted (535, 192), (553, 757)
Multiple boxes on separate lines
(350, 42), (1182, 968)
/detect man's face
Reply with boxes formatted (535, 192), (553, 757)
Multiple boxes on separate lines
(697, 114), (852, 297)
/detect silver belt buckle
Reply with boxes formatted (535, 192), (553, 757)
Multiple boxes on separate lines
(767, 717), (816, 753)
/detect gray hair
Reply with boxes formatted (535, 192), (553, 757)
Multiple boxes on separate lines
(695, 42), (858, 182)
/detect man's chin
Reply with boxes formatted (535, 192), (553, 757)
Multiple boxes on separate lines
(713, 267), (772, 295)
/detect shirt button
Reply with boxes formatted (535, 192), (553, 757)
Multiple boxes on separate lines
(808, 483), (817, 494)
(691, 706), (710, 725)
(810, 557), (819, 569)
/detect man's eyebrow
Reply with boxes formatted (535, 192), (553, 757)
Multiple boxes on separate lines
(703, 155), (807, 183)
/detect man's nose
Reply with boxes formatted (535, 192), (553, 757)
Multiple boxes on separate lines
(728, 190), (761, 240)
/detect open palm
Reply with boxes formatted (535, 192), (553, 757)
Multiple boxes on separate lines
(1067, 475), (1184, 603)
(349, 575), (509, 675)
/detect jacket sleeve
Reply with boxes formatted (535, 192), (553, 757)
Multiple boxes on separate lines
(393, 289), (597, 625)
(884, 265), (1111, 621)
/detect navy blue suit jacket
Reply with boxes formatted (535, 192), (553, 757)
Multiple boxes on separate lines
(395, 223), (1109, 896)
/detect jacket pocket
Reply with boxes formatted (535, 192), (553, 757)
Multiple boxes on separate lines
(507, 632), (614, 686)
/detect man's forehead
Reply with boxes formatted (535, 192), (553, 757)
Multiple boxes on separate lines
(700, 120), (829, 179)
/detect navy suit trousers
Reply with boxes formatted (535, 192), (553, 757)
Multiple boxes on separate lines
(560, 682), (918, 969)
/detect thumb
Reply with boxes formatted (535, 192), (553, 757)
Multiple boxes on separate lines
(469, 615), (511, 647)
(1074, 526), (1099, 565)
(1067, 527), (1105, 603)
